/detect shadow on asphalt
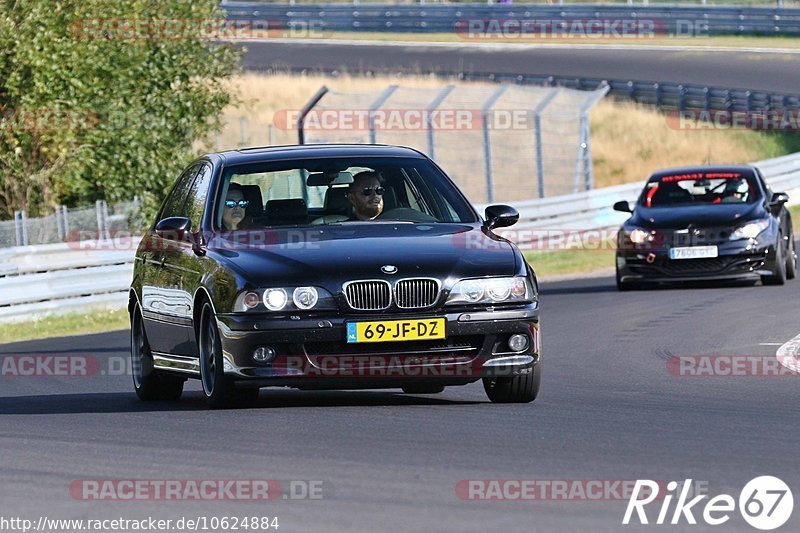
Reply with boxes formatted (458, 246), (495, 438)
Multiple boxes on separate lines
(0, 390), (482, 415)
(0, 346), (129, 355)
(541, 278), (759, 295)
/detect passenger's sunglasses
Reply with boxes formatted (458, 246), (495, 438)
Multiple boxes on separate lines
(360, 187), (385, 197)
(225, 199), (249, 208)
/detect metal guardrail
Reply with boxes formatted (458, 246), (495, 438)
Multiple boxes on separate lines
(223, 2), (800, 35)
(2, 152), (799, 323)
(265, 66), (800, 115)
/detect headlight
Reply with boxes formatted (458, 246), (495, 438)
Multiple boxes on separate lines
(730, 219), (770, 240)
(234, 286), (335, 312)
(624, 227), (657, 244)
(446, 277), (535, 306)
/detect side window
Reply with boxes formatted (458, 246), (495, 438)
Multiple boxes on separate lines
(185, 164), (213, 230)
(160, 165), (200, 219)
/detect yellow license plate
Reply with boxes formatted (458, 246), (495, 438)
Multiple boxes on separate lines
(346, 318), (445, 343)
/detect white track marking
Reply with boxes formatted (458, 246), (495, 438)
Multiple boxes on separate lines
(249, 38), (800, 55)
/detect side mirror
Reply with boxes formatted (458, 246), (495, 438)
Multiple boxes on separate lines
(613, 200), (633, 213)
(768, 192), (789, 214)
(770, 192), (789, 205)
(484, 204), (519, 229)
(155, 216), (191, 241)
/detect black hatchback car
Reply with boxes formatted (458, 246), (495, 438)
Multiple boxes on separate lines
(129, 145), (541, 407)
(614, 165), (796, 290)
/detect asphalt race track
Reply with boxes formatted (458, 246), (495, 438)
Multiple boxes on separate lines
(2, 275), (799, 532)
(242, 41), (800, 95)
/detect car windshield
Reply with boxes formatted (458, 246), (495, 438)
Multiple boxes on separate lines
(215, 156), (478, 229)
(638, 171), (761, 208)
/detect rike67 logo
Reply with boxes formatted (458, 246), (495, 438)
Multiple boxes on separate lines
(623, 476), (794, 530)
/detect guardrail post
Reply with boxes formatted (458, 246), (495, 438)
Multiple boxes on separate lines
(96, 200), (109, 241)
(56, 205), (69, 242)
(426, 85), (455, 159)
(481, 84), (511, 204)
(368, 85), (399, 144)
(14, 210), (28, 247)
(533, 88), (560, 199)
(678, 85), (686, 111)
(654, 83), (662, 110)
(704, 87), (711, 110)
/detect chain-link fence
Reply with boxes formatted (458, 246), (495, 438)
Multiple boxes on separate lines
(0, 199), (142, 248)
(297, 83), (608, 203)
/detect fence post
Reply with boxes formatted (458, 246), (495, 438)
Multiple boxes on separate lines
(14, 210), (28, 247)
(426, 85), (455, 159)
(481, 84), (511, 204)
(574, 83), (610, 193)
(368, 85), (399, 145)
(96, 200), (109, 241)
(268, 124), (276, 146)
(239, 117), (249, 146)
(297, 85), (329, 145)
(56, 205), (69, 241)
(532, 88), (560, 199)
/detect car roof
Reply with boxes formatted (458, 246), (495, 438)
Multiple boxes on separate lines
(206, 144), (428, 166)
(648, 164), (757, 181)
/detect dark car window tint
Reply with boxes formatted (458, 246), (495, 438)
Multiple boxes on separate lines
(218, 157), (478, 228)
(160, 165), (200, 220)
(185, 164), (213, 230)
(639, 171), (761, 208)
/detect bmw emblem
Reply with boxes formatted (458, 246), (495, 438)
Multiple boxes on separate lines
(381, 265), (398, 274)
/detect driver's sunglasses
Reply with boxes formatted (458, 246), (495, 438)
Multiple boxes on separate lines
(225, 199), (249, 208)
(360, 187), (385, 197)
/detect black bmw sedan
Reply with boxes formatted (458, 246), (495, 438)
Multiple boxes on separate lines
(129, 144), (540, 407)
(614, 165), (796, 290)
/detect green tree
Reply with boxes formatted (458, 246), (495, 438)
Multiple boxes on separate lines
(0, 0), (240, 219)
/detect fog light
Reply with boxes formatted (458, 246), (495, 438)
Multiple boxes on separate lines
(243, 291), (260, 309)
(508, 334), (529, 353)
(252, 346), (276, 364)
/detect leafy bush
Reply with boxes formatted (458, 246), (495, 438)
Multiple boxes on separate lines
(0, 0), (240, 219)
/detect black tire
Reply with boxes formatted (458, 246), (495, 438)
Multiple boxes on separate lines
(131, 305), (184, 401)
(198, 302), (259, 408)
(762, 235), (787, 286)
(401, 384), (445, 394)
(786, 235), (796, 280)
(483, 364), (541, 404)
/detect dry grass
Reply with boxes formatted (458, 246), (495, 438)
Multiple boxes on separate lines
(205, 72), (800, 194)
(590, 100), (800, 187)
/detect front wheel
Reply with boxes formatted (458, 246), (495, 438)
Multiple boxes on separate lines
(483, 364), (541, 404)
(131, 305), (184, 401)
(786, 235), (796, 280)
(198, 302), (259, 408)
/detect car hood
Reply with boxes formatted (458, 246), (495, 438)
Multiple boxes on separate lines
(629, 202), (766, 229)
(206, 223), (517, 289)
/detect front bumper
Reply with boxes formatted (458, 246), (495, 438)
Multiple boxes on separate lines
(616, 239), (776, 283)
(214, 305), (540, 388)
